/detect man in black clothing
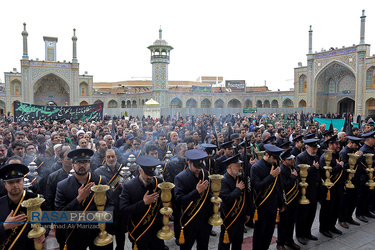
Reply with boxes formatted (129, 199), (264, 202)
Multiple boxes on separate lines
(94, 149), (126, 250)
(338, 136), (362, 228)
(90, 140), (107, 171)
(295, 139), (320, 245)
(251, 144), (285, 250)
(55, 148), (112, 250)
(218, 154), (250, 250)
(277, 148), (300, 250)
(156, 134), (169, 161)
(355, 131), (375, 222)
(276, 128), (288, 147)
(174, 149), (213, 250)
(120, 155), (165, 250)
(45, 149), (72, 250)
(291, 135), (304, 157)
(215, 141), (234, 175)
(318, 135), (345, 238)
(163, 143), (187, 245)
(0, 163), (46, 249)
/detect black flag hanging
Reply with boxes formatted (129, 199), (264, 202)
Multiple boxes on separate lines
(329, 119), (333, 132)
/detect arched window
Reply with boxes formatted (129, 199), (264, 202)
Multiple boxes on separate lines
(214, 99), (224, 108)
(264, 100), (270, 108)
(299, 75), (307, 93)
(108, 100), (118, 108)
(366, 66), (375, 89)
(256, 100), (262, 108)
(299, 100), (307, 108)
(132, 100), (137, 108)
(282, 98), (294, 108)
(186, 98), (197, 108)
(80, 82), (88, 96)
(201, 98), (211, 108)
(271, 100), (279, 108)
(170, 98), (182, 108)
(11, 80), (21, 95)
(244, 99), (253, 108)
(228, 99), (242, 108)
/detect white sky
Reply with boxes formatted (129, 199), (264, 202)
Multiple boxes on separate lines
(0, 0), (374, 91)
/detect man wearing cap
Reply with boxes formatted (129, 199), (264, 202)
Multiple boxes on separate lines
(291, 135), (304, 157)
(318, 135), (345, 238)
(319, 130), (334, 152)
(338, 136), (362, 228)
(120, 155), (165, 250)
(294, 138), (320, 245)
(239, 139), (258, 229)
(250, 144), (285, 250)
(276, 148), (300, 250)
(215, 141), (235, 175)
(200, 143), (217, 175)
(355, 131), (375, 222)
(55, 148), (113, 250)
(174, 149), (213, 250)
(218, 154), (250, 250)
(263, 135), (277, 146)
(230, 133), (241, 155)
(0, 163), (46, 249)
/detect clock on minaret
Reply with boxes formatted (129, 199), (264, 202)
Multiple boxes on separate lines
(43, 36), (58, 62)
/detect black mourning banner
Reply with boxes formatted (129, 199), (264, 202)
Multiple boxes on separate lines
(14, 101), (104, 122)
(225, 80), (245, 92)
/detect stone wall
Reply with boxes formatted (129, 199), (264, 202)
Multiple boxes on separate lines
(102, 107), (314, 119)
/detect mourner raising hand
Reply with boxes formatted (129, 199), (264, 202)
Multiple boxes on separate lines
(174, 149), (213, 250)
(76, 181), (95, 203)
(0, 163), (47, 249)
(236, 178), (245, 190)
(120, 155), (166, 250)
(196, 179), (209, 193)
(143, 190), (159, 205)
(218, 154), (249, 250)
(313, 160), (319, 169)
(3, 209), (27, 230)
(270, 165), (281, 177)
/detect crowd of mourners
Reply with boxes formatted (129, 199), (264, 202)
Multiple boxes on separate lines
(0, 111), (374, 250)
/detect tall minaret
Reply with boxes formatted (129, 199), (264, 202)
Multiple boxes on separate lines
(147, 27), (173, 108)
(72, 28), (78, 63)
(308, 25), (313, 54)
(360, 10), (366, 44)
(306, 25), (315, 109)
(22, 23), (29, 59)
